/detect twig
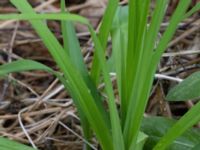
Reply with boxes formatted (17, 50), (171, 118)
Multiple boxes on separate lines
(0, 107), (61, 119)
(59, 121), (97, 150)
(18, 107), (38, 149)
(162, 50), (200, 57)
(155, 74), (183, 82)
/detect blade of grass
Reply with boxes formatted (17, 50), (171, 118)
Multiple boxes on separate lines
(111, 6), (128, 125)
(61, 0), (69, 55)
(60, 1), (92, 144)
(60, 0), (88, 78)
(153, 100), (200, 150)
(184, 2), (200, 19)
(90, 0), (119, 85)
(9, 1), (113, 149)
(0, 59), (53, 74)
(152, 0), (191, 66)
(144, 0), (169, 55)
(0, 59), (68, 88)
(124, 0), (137, 113)
(119, 0), (138, 130)
(0, 13), (90, 24)
(88, 24), (125, 150)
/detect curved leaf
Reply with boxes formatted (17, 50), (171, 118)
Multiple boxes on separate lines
(0, 59), (56, 76)
(166, 71), (200, 101)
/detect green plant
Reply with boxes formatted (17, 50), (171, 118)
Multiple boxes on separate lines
(0, 0), (200, 150)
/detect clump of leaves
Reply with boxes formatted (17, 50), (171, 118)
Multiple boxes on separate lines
(0, 0), (200, 150)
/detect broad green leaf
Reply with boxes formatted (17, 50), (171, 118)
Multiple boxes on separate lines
(192, 143), (200, 150)
(154, 101), (200, 150)
(141, 117), (200, 150)
(0, 137), (36, 150)
(166, 71), (200, 101)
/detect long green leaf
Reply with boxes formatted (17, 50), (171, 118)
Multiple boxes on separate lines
(124, 0), (138, 118)
(0, 59), (67, 91)
(0, 59), (56, 75)
(60, 1), (92, 145)
(89, 24), (125, 150)
(111, 6), (128, 123)
(152, 0), (191, 66)
(0, 13), (90, 24)
(61, 0), (69, 54)
(60, 0), (88, 78)
(90, 0), (119, 85)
